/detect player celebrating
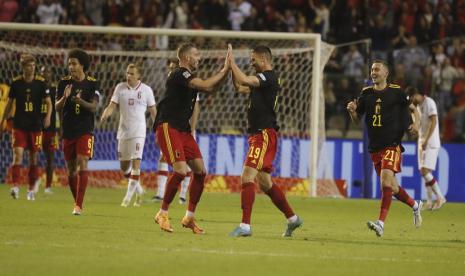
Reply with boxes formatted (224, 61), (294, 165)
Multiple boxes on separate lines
(228, 44), (303, 237)
(347, 60), (422, 237)
(56, 49), (100, 215)
(153, 58), (200, 204)
(100, 63), (157, 207)
(35, 65), (58, 194)
(153, 43), (230, 234)
(0, 54), (52, 200)
(406, 87), (446, 210)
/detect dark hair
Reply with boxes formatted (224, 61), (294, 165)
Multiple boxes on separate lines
(68, 48), (90, 72)
(177, 43), (196, 60)
(405, 86), (423, 97)
(252, 45), (272, 61)
(372, 59), (390, 72)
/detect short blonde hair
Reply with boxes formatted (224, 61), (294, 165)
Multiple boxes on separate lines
(20, 54), (35, 66)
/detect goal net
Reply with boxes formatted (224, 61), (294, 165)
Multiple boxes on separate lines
(0, 23), (340, 197)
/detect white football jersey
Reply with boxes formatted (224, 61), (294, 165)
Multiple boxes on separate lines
(417, 96), (440, 148)
(111, 81), (156, 139)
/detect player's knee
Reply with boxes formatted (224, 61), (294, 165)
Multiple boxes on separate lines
(173, 167), (188, 176)
(420, 168), (430, 176)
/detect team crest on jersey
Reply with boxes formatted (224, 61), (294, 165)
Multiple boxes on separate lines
(137, 91), (141, 99)
(183, 71), (191, 79)
(129, 99), (134, 105)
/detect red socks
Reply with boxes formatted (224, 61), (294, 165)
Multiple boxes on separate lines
(394, 186), (415, 208)
(379, 186), (393, 222)
(241, 182), (255, 224)
(161, 172), (185, 210)
(28, 165), (38, 191)
(11, 164), (21, 187)
(68, 175), (78, 201)
(188, 173), (205, 212)
(76, 171), (89, 208)
(265, 185), (295, 218)
(425, 178), (436, 186)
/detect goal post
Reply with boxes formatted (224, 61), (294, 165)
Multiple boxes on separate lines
(0, 23), (337, 197)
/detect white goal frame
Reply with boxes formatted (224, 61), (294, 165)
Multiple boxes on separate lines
(0, 22), (322, 197)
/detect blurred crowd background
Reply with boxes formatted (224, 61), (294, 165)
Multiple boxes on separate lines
(1, 0), (464, 142)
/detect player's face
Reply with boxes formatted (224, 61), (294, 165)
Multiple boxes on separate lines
(22, 61), (35, 76)
(250, 52), (265, 72)
(187, 48), (201, 70)
(126, 67), (140, 84)
(68, 58), (84, 79)
(371, 63), (388, 84)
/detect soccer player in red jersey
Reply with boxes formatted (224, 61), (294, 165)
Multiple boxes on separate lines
(347, 60), (422, 237)
(56, 49), (100, 215)
(34, 65), (59, 194)
(153, 43), (230, 234)
(227, 44), (303, 237)
(0, 54), (52, 200)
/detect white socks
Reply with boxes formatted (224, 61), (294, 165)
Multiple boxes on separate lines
(179, 175), (190, 199)
(239, 223), (251, 231)
(124, 179), (138, 201)
(287, 215), (298, 223)
(157, 174), (167, 198)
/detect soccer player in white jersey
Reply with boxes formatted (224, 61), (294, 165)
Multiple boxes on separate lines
(153, 58), (200, 204)
(100, 63), (157, 207)
(407, 87), (446, 210)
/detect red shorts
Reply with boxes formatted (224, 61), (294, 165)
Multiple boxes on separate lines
(245, 128), (277, 173)
(370, 146), (402, 176)
(62, 134), (94, 161)
(42, 131), (58, 152)
(155, 123), (202, 165)
(12, 128), (42, 152)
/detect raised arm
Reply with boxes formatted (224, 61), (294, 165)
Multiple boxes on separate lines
(189, 47), (231, 92)
(230, 55), (260, 88)
(56, 84), (72, 112)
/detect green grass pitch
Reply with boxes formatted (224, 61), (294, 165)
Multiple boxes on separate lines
(0, 184), (464, 276)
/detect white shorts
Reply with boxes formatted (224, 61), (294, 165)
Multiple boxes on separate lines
(418, 146), (439, 170)
(118, 137), (145, 161)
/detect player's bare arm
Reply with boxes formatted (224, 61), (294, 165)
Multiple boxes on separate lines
(147, 105), (157, 128)
(347, 100), (359, 123)
(421, 114), (437, 150)
(190, 101), (200, 136)
(0, 98), (13, 133)
(232, 74), (251, 94)
(43, 96), (52, 128)
(56, 84), (72, 111)
(229, 45), (260, 88)
(100, 101), (117, 123)
(72, 93), (98, 113)
(408, 103), (420, 138)
(188, 47), (231, 92)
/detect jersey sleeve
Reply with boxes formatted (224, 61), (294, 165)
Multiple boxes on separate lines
(56, 80), (65, 100)
(147, 87), (156, 107)
(257, 72), (271, 88)
(355, 92), (366, 116)
(93, 81), (101, 102)
(427, 98), (438, 116)
(179, 68), (195, 87)
(43, 81), (51, 99)
(8, 82), (16, 99)
(110, 84), (120, 104)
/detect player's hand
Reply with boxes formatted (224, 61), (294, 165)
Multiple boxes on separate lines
(224, 44), (232, 70)
(346, 100), (357, 114)
(43, 117), (51, 129)
(64, 84), (72, 98)
(408, 123), (418, 139)
(421, 139), (427, 151)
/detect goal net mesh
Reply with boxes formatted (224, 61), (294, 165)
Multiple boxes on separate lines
(0, 26), (341, 197)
